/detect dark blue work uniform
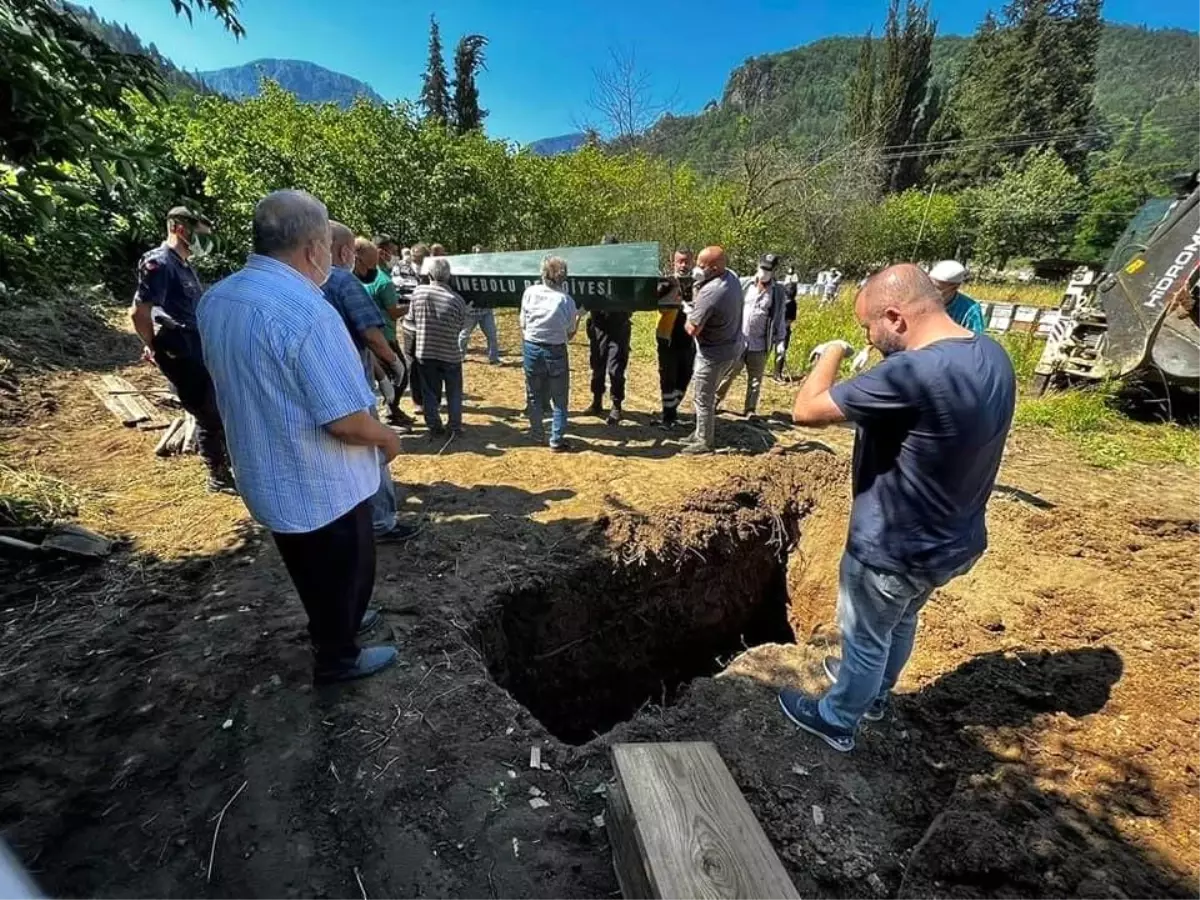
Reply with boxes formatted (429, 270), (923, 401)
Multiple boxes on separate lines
(135, 243), (229, 477)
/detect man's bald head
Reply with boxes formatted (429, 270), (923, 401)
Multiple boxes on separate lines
(854, 263), (951, 355)
(696, 245), (727, 276)
(858, 264), (943, 317)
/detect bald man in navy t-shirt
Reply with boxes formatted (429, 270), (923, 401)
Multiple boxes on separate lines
(778, 263), (1015, 752)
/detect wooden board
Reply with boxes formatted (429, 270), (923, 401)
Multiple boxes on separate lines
(90, 380), (146, 426)
(607, 742), (800, 900)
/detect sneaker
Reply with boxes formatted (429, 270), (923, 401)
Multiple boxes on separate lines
(581, 402), (605, 418)
(488, 358), (502, 366)
(357, 608), (382, 635)
(680, 441), (713, 455)
(606, 407), (623, 425)
(822, 656), (889, 722)
(376, 521), (423, 543)
(530, 430), (546, 444)
(206, 470), (238, 495)
(388, 409), (415, 429)
(549, 439), (571, 453)
(314, 645), (399, 684)
(778, 688), (855, 752)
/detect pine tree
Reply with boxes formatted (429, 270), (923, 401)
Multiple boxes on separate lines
(844, 31), (876, 144)
(451, 34), (488, 133)
(418, 15), (450, 124)
(876, 0), (936, 191)
(933, 0), (1101, 186)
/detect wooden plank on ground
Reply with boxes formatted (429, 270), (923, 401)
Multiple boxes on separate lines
(90, 379), (145, 426)
(607, 742), (800, 900)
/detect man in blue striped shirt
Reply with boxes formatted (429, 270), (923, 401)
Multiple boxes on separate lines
(198, 190), (402, 684)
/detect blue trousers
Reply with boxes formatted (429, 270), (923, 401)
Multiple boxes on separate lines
(459, 308), (500, 363)
(523, 340), (569, 445)
(367, 406), (397, 535)
(820, 551), (978, 730)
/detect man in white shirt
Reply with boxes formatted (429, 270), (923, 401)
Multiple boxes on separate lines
(519, 255), (580, 451)
(717, 253), (788, 419)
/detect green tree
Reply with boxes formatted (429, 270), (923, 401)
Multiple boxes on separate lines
(965, 146), (1084, 266)
(451, 34), (488, 133)
(844, 32), (876, 143)
(934, 0), (1101, 187)
(876, 0), (936, 191)
(418, 15), (450, 123)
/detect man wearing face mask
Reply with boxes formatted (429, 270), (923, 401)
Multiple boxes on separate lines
(322, 223), (418, 544)
(652, 247), (698, 429)
(682, 246), (744, 454)
(716, 253), (788, 420)
(131, 206), (234, 494)
(198, 190), (403, 684)
(777, 264), (1014, 752)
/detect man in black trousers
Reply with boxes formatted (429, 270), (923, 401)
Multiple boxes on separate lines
(583, 235), (632, 425)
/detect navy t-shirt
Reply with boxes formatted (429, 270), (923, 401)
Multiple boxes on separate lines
(829, 335), (1015, 575)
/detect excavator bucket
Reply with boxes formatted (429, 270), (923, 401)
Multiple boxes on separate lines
(1099, 185), (1200, 383)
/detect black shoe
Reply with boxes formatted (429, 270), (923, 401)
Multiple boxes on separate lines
(581, 402), (604, 417)
(549, 439), (571, 453)
(377, 522), (423, 543)
(427, 425), (447, 439)
(314, 645), (399, 684)
(606, 407), (622, 425)
(206, 470), (238, 495)
(357, 608), (382, 634)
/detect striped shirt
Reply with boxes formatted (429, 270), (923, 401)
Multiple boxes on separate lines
(198, 255), (380, 534)
(404, 282), (467, 364)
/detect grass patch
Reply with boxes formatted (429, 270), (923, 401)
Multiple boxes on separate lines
(970, 281), (1065, 308)
(0, 464), (83, 527)
(1014, 385), (1199, 468)
(627, 294), (1197, 470)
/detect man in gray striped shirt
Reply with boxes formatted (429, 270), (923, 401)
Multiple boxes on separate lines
(403, 256), (467, 435)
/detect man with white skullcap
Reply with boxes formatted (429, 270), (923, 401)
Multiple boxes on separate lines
(929, 260), (985, 335)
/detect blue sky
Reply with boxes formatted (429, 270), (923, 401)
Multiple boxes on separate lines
(87, 0), (1199, 144)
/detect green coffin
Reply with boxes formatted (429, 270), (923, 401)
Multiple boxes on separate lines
(442, 242), (664, 311)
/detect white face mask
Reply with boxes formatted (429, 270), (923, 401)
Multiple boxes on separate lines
(758, 267), (773, 283)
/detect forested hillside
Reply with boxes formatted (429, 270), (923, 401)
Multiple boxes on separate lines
(199, 59), (384, 107)
(646, 24), (1198, 172)
(65, 2), (206, 92)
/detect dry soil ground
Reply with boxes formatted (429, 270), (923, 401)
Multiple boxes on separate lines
(1, 310), (1197, 898)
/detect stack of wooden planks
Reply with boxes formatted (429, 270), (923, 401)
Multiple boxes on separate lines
(607, 742), (800, 899)
(89, 374), (172, 430)
(155, 413), (198, 457)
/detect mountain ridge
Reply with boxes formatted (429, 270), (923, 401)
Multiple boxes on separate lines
(198, 59), (384, 107)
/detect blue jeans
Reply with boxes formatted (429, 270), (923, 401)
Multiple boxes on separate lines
(523, 340), (569, 444)
(418, 359), (463, 431)
(459, 309), (500, 363)
(367, 406), (397, 535)
(820, 551), (979, 731)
